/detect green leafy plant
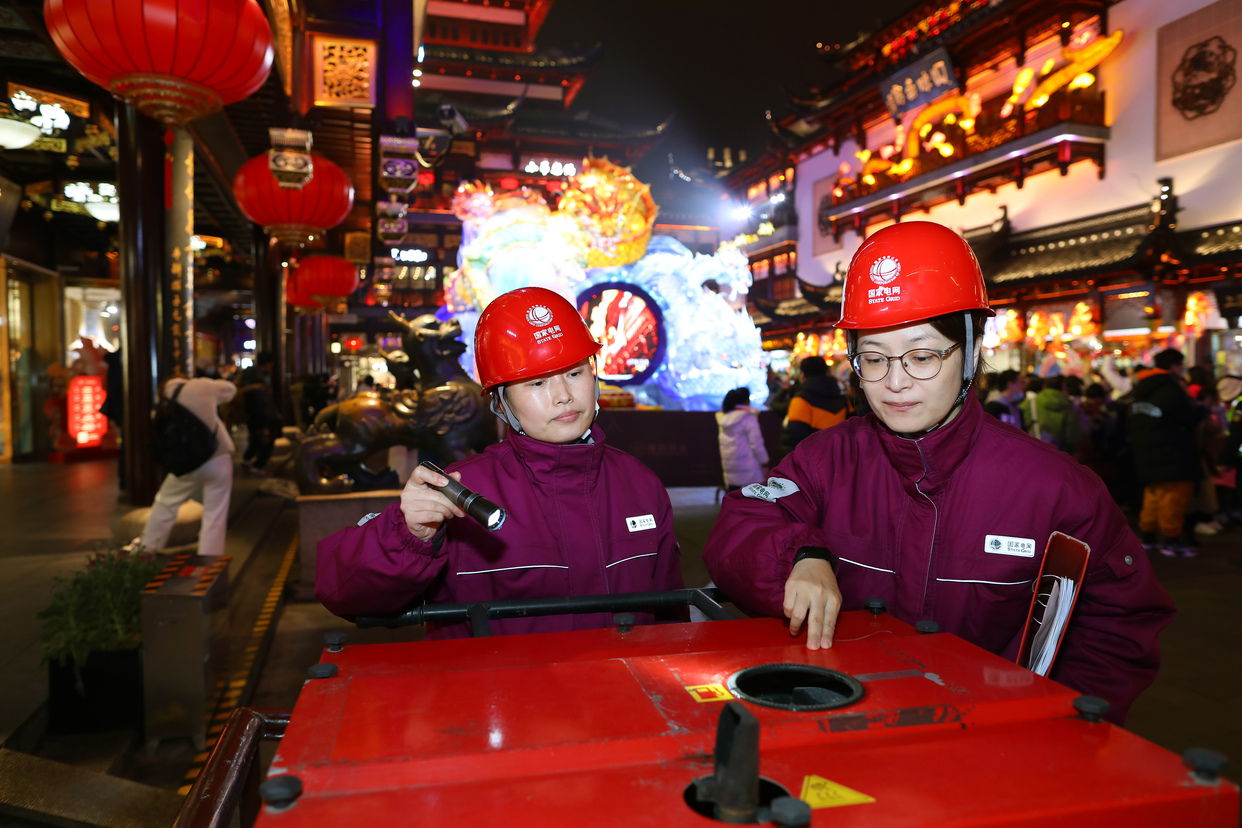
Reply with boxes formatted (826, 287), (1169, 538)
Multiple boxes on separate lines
(37, 545), (160, 694)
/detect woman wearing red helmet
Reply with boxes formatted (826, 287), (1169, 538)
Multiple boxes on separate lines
(316, 287), (684, 638)
(704, 222), (1174, 723)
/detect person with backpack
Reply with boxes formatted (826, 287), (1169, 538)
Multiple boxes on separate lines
(132, 375), (237, 557)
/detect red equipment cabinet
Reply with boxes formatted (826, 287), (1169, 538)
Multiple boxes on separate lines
(256, 613), (1238, 826)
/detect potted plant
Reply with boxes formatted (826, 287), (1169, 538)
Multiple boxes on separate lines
(38, 545), (160, 733)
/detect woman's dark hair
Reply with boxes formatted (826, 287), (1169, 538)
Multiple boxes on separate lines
(722, 387), (751, 412)
(1025, 375), (1044, 394)
(1064, 375), (1084, 396)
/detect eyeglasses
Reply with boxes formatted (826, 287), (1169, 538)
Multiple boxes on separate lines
(850, 343), (961, 383)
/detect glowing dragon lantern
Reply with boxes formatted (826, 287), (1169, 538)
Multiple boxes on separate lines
(295, 255), (360, 313)
(558, 158), (658, 268)
(233, 153), (355, 246)
(44, 0), (273, 125)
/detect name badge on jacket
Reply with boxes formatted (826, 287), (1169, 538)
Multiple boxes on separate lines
(985, 535), (1036, 557)
(627, 514), (656, 532)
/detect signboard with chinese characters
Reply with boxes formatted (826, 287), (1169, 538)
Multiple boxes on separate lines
(67, 375), (107, 448)
(880, 48), (959, 119)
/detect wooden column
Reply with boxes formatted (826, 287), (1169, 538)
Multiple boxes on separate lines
(165, 126), (195, 376)
(118, 104), (166, 506)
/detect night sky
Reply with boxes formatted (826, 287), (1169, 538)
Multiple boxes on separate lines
(539, 0), (925, 213)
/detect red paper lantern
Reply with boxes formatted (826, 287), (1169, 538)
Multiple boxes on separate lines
(44, 0), (274, 125)
(297, 256), (360, 302)
(233, 153), (355, 246)
(285, 268), (322, 311)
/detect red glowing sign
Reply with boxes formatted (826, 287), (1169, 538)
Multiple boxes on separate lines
(578, 284), (665, 385)
(67, 375), (107, 448)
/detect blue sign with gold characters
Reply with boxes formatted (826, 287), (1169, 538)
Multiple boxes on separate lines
(880, 48), (960, 119)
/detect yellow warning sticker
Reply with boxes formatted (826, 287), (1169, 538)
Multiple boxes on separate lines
(799, 775), (876, 809)
(684, 683), (733, 702)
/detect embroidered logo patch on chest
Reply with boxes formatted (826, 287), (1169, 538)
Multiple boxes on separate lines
(985, 535), (1036, 557)
(742, 477), (802, 502)
(626, 514), (656, 532)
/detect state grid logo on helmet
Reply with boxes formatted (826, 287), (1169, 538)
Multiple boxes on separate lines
(526, 304), (553, 327)
(525, 302), (565, 345)
(866, 255), (903, 305)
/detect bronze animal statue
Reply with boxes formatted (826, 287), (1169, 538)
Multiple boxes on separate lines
(295, 313), (496, 494)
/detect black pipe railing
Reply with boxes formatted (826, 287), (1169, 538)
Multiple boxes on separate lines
(355, 587), (736, 634)
(171, 707), (290, 828)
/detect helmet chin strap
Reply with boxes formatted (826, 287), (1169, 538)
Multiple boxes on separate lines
(490, 387), (526, 435)
(926, 312), (977, 433)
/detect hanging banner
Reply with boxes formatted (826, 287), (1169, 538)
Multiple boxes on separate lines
(880, 47), (959, 119)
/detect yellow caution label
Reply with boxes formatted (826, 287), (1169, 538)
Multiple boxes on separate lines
(684, 683), (733, 702)
(799, 775), (876, 809)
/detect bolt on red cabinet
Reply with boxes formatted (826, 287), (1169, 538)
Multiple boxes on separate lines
(256, 613), (1239, 826)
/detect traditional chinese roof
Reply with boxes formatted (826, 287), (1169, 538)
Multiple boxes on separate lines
(423, 42), (603, 72)
(796, 279), (843, 311)
(987, 204), (1152, 285)
(751, 280), (842, 323)
(1181, 222), (1242, 263)
(507, 108), (673, 145)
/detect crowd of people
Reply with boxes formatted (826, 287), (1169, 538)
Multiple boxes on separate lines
(717, 336), (1241, 564)
(976, 350), (1241, 558)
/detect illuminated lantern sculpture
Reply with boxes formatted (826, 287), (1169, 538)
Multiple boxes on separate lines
(1068, 302), (1099, 339)
(233, 153), (355, 246)
(295, 256), (359, 313)
(1184, 291), (1211, 338)
(1000, 308), (1025, 344)
(1026, 311), (1050, 349)
(44, 0), (273, 125)
(558, 157), (657, 268)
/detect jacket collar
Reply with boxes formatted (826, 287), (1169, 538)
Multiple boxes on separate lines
(506, 421), (606, 492)
(870, 395), (982, 494)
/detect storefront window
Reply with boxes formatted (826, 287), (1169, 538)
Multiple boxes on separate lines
(63, 285), (121, 368)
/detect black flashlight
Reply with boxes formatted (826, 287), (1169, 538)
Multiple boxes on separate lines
(419, 461), (507, 531)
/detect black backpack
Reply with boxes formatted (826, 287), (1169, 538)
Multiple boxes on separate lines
(149, 383), (219, 476)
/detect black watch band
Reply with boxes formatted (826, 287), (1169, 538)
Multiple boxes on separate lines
(792, 545), (836, 570)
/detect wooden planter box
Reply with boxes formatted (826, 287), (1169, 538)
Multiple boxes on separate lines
(47, 648), (144, 734)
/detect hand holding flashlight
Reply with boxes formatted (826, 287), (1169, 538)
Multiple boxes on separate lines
(417, 461), (507, 532)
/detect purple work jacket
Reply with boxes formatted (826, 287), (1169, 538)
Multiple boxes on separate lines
(316, 422), (684, 639)
(704, 395), (1175, 723)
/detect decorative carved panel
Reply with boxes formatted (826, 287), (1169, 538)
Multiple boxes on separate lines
(310, 35), (376, 108)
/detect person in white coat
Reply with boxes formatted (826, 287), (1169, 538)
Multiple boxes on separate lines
(716, 387), (769, 491)
(136, 376), (237, 557)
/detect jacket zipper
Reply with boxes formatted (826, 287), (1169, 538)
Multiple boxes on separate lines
(914, 439), (938, 617)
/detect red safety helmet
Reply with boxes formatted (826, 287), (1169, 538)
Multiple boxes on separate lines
(475, 287), (601, 392)
(836, 221), (993, 330)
